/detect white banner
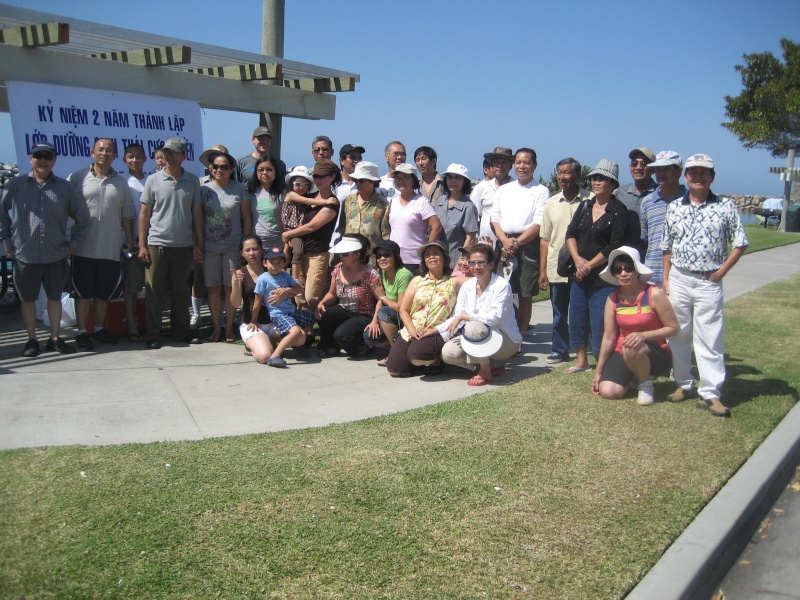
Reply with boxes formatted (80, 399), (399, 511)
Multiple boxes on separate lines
(7, 81), (204, 177)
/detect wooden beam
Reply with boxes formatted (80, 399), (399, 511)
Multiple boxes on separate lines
(0, 21), (68, 48)
(283, 77), (355, 92)
(185, 62), (282, 81)
(89, 45), (191, 67)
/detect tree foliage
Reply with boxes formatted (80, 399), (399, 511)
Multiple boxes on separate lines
(723, 38), (800, 157)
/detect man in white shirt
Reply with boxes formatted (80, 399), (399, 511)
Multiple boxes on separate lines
(470, 147), (514, 244)
(379, 141), (407, 194)
(489, 148), (550, 336)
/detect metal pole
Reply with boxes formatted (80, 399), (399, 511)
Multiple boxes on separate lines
(261, 0), (284, 157)
(779, 149), (795, 232)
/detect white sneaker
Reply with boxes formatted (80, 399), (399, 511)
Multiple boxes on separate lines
(637, 380), (655, 405)
(189, 313), (200, 329)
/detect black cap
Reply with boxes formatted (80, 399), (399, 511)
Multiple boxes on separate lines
(372, 239), (400, 255)
(339, 143), (365, 158)
(30, 142), (57, 156)
(263, 246), (286, 260)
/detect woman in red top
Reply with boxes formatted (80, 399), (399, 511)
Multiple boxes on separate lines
(316, 234), (384, 357)
(592, 246), (679, 405)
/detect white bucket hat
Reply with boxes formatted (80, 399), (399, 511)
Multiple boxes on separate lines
(443, 163), (470, 180)
(351, 161), (381, 182)
(284, 165), (314, 186)
(391, 163), (417, 176)
(460, 321), (503, 358)
(599, 246), (654, 285)
(329, 236), (364, 254)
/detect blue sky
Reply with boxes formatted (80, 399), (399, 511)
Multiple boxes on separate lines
(2, 0), (798, 195)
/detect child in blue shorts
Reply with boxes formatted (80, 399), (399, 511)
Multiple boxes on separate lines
(250, 247), (314, 367)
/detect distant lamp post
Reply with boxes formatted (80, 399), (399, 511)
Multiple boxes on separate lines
(768, 149), (798, 232)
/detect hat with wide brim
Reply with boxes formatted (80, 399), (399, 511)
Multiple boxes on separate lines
(199, 144), (229, 167)
(329, 236), (364, 254)
(483, 147), (514, 163)
(460, 322), (503, 358)
(599, 245), (654, 285)
(416, 240), (448, 258)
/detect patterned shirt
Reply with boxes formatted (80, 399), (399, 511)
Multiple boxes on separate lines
(660, 191), (748, 272)
(640, 184), (685, 283)
(399, 273), (457, 341)
(333, 263), (381, 315)
(338, 191), (391, 251)
(1, 171), (90, 264)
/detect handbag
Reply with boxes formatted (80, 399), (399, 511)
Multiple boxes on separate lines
(556, 244), (576, 278)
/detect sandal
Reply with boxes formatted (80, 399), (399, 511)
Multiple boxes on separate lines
(243, 346), (253, 356)
(377, 357), (389, 367)
(127, 332), (144, 343)
(225, 331), (236, 343)
(468, 375), (492, 386)
(565, 365), (591, 374)
(208, 331), (221, 343)
(145, 339), (161, 350)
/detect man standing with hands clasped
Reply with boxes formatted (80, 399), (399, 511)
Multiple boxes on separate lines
(661, 154), (748, 417)
(138, 138), (204, 349)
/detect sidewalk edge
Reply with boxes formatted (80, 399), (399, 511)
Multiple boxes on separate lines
(626, 400), (800, 600)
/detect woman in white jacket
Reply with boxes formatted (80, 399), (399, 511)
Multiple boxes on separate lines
(439, 243), (522, 386)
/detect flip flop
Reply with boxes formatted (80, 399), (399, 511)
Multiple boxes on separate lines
(564, 365), (592, 374)
(243, 346), (253, 356)
(467, 375), (492, 386)
(208, 331), (221, 343)
(377, 357), (389, 367)
(225, 332), (236, 343)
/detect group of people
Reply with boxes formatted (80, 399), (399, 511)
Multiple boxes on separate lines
(0, 132), (748, 415)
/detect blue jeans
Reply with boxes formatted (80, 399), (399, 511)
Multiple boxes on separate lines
(549, 283), (571, 356)
(364, 305), (400, 348)
(569, 280), (613, 359)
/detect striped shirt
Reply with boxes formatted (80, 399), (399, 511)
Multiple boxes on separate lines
(640, 185), (686, 283)
(660, 192), (748, 272)
(1, 171), (90, 264)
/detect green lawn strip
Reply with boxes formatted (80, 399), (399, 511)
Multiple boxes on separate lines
(1, 276), (798, 598)
(742, 223), (800, 254)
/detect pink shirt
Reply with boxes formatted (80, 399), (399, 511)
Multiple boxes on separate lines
(389, 193), (436, 265)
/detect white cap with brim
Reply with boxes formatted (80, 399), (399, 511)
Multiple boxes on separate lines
(599, 246), (654, 285)
(684, 154), (714, 170)
(329, 237), (363, 254)
(460, 322), (503, 358)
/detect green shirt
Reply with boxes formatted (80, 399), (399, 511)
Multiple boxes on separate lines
(381, 267), (413, 301)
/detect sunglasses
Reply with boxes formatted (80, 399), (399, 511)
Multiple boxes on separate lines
(210, 164), (230, 171)
(32, 152), (55, 160)
(312, 173), (331, 179)
(339, 251), (354, 257)
(467, 260), (488, 267)
(612, 264), (636, 275)
(375, 252), (393, 259)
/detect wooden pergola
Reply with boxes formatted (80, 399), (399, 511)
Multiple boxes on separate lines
(0, 3), (359, 121)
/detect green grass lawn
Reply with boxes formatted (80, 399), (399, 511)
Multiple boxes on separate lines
(743, 223), (800, 254)
(1, 277), (798, 598)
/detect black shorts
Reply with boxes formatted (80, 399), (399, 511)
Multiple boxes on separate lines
(499, 238), (539, 298)
(599, 343), (672, 386)
(13, 259), (70, 302)
(71, 256), (123, 301)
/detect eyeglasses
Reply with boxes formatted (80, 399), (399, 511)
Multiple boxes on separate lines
(467, 260), (488, 267)
(210, 164), (230, 171)
(612, 264), (636, 275)
(313, 147), (332, 154)
(375, 252), (393, 259)
(32, 152), (55, 160)
(292, 180), (310, 187)
(256, 167), (274, 174)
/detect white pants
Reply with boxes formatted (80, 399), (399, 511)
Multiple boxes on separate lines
(667, 267), (726, 400)
(442, 324), (520, 371)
